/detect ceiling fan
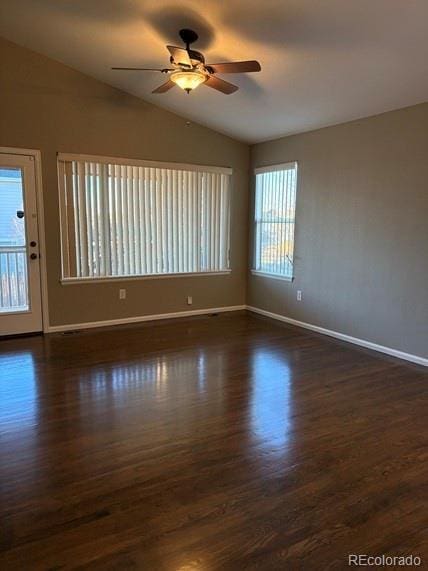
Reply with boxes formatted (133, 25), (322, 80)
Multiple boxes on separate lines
(112, 29), (261, 95)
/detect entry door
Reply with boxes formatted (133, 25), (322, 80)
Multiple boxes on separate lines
(0, 153), (42, 335)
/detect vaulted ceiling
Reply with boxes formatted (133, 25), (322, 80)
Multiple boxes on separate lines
(1, 0), (427, 143)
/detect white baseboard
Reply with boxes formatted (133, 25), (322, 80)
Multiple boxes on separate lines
(46, 303), (427, 367)
(47, 305), (246, 333)
(246, 305), (428, 367)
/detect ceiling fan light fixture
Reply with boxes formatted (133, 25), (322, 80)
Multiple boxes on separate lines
(170, 69), (207, 93)
(113, 29), (261, 96)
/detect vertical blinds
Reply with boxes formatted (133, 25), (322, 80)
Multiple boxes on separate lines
(253, 162), (298, 278)
(58, 155), (231, 279)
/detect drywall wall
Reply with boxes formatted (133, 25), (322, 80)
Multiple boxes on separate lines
(249, 103), (428, 359)
(0, 37), (249, 327)
(1, 36), (427, 357)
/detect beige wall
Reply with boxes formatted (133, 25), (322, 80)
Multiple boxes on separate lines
(1, 37), (426, 359)
(0, 38), (249, 327)
(249, 103), (428, 359)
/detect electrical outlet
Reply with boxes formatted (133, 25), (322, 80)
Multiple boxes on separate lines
(119, 289), (126, 300)
(297, 290), (302, 301)
(187, 296), (193, 305)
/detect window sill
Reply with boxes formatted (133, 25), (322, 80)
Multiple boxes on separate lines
(250, 270), (294, 282)
(60, 270), (232, 285)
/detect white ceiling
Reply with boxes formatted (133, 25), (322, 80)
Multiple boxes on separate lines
(1, 0), (427, 143)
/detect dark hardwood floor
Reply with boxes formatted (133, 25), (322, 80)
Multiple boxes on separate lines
(0, 312), (427, 570)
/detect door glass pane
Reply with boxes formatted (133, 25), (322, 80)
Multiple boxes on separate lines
(0, 167), (29, 312)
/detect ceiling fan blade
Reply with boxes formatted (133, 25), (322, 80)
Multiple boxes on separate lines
(112, 67), (172, 72)
(152, 79), (176, 94)
(207, 61), (261, 74)
(167, 45), (192, 67)
(204, 75), (238, 95)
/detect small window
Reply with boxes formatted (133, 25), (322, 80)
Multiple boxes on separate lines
(252, 162), (298, 280)
(57, 154), (231, 281)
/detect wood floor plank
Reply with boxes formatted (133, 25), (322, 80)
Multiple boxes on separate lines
(0, 312), (427, 569)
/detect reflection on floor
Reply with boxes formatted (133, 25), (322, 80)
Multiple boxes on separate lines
(0, 311), (426, 569)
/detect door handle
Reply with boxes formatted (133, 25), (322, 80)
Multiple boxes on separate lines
(30, 241), (37, 247)
(30, 253), (38, 260)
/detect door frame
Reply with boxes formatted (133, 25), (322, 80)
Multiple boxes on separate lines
(0, 147), (49, 333)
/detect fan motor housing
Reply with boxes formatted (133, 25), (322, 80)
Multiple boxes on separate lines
(170, 49), (205, 67)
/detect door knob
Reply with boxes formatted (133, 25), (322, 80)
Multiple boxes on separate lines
(30, 253), (38, 260)
(30, 241), (37, 247)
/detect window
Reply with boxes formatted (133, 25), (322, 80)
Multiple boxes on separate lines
(252, 162), (298, 280)
(57, 154), (231, 281)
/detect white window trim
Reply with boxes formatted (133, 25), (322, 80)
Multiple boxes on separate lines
(61, 270), (232, 285)
(252, 161), (298, 280)
(254, 161), (297, 175)
(57, 153), (232, 175)
(57, 153), (232, 282)
(250, 270), (294, 282)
